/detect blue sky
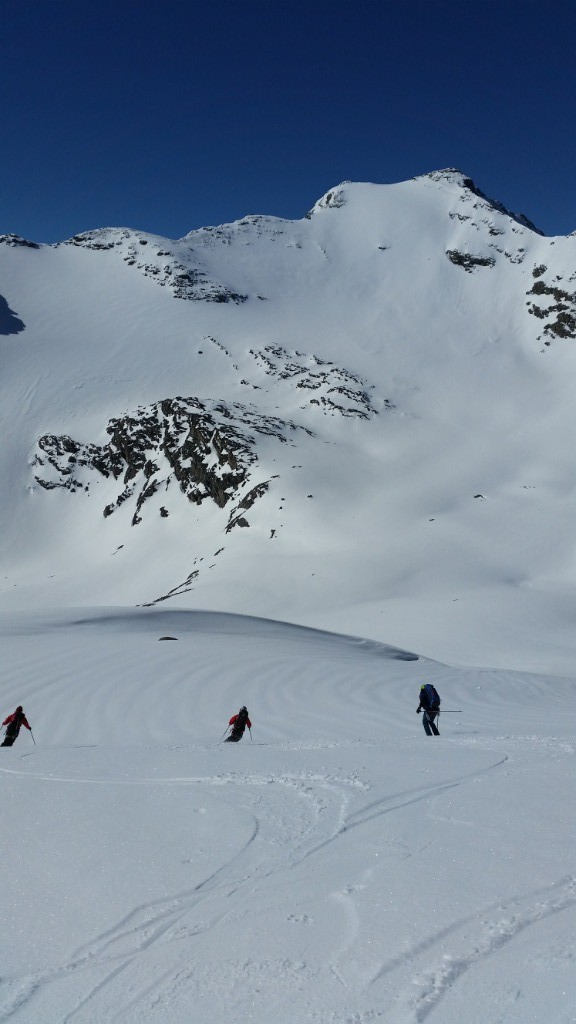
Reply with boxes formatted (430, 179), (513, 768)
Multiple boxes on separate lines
(2, 0), (575, 242)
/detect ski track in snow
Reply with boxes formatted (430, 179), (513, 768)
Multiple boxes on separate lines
(388, 877), (576, 1024)
(1, 742), (558, 1024)
(0, 761), (361, 1022)
(1, 611), (575, 1023)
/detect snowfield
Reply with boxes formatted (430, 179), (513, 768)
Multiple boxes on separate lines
(1, 608), (575, 1024)
(1, 170), (576, 669)
(1, 171), (576, 1021)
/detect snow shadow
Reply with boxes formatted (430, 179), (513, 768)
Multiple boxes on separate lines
(65, 607), (419, 660)
(0, 294), (25, 335)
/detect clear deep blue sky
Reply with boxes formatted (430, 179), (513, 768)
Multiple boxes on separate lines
(2, 0), (575, 242)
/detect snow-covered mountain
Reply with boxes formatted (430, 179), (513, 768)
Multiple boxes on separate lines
(2, 168), (576, 669)
(2, 172), (576, 1024)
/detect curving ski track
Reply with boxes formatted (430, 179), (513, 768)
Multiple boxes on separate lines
(0, 609), (575, 1022)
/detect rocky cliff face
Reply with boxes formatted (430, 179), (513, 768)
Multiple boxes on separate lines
(32, 341), (379, 535)
(33, 396), (315, 529)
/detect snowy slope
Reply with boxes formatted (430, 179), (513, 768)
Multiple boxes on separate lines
(0, 608), (574, 1024)
(1, 168), (576, 673)
(1, 172), (576, 1023)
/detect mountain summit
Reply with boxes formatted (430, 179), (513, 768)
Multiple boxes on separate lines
(1, 171), (576, 667)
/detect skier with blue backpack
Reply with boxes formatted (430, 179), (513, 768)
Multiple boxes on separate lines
(417, 684), (441, 735)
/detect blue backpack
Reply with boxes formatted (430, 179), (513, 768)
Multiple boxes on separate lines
(422, 684), (441, 711)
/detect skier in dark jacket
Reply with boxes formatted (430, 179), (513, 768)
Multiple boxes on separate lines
(1, 706), (32, 747)
(417, 685), (441, 736)
(225, 706), (251, 742)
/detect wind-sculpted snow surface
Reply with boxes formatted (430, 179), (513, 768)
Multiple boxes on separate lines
(0, 609), (575, 1024)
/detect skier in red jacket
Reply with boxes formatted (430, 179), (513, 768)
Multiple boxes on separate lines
(225, 706), (251, 742)
(2, 706), (32, 747)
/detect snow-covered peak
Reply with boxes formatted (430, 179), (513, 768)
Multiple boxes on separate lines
(305, 184), (350, 216)
(0, 232), (41, 248)
(411, 168), (544, 234)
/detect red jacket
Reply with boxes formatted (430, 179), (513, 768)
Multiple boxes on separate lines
(229, 713), (251, 728)
(3, 711), (31, 731)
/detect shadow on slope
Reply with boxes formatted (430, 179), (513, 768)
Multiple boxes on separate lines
(0, 295), (25, 335)
(65, 607), (419, 661)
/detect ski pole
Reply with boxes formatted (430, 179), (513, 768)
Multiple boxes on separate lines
(30, 730), (36, 744)
(221, 726), (230, 741)
(248, 727), (253, 741)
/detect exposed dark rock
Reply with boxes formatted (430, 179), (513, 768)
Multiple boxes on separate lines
(61, 228), (248, 304)
(141, 568), (200, 606)
(446, 250), (496, 272)
(225, 481), (270, 533)
(33, 397), (314, 526)
(427, 170), (543, 234)
(225, 515), (250, 532)
(306, 187), (346, 218)
(249, 345), (379, 418)
(527, 278), (576, 341)
(0, 233), (40, 249)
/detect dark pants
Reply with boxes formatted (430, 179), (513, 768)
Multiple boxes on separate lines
(225, 727), (245, 743)
(422, 711), (440, 736)
(1, 732), (17, 747)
